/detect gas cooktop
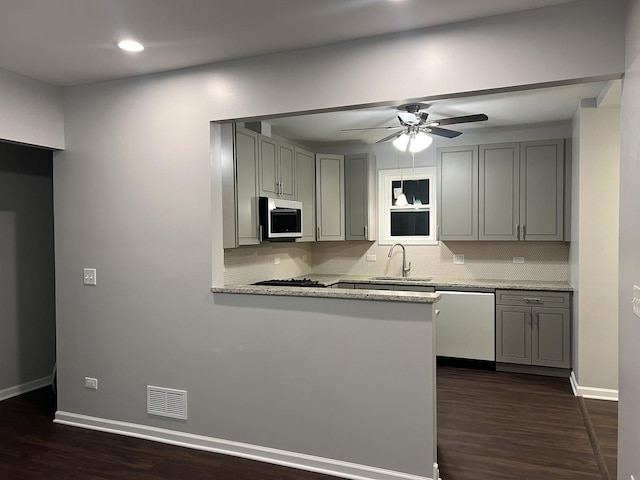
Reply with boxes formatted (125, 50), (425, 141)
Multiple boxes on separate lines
(252, 278), (327, 288)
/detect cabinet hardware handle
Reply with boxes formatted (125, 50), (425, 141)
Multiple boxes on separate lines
(436, 224), (440, 241)
(516, 224), (520, 240)
(317, 227), (320, 239)
(524, 297), (542, 304)
(522, 224), (526, 240)
(258, 225), (263, 241)
(364, 225), (368, 238)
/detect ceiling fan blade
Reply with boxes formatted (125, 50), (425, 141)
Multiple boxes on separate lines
(341, 125), (401, 131)
(428, 113), (488, 127)
(426, 126), (462, 138)
(376, 131), (405, 144)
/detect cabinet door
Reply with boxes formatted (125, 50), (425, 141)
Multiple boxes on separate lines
(345, 153), (376, 240)
(479, 143), (520, 241)
(258, 135), (278, 198)
(278, 141), (296, 200)
(532, 307), (570, 368)
(520, 139), (564, 241)
(235, 127), (260, 245)
(437, 146), (478, 240)
(496, 305), (531, 365)
(294, 147), (316, 242)
(316, 153), (345, 241)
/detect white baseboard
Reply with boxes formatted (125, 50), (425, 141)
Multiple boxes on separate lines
(570, 371), (618, 401)
(0, 375), (52, 402)
(54, 411), (433, 480)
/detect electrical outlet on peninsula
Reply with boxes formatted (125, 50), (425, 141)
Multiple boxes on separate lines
(83, 268), (97, 285)
(633, 285), (640, 318)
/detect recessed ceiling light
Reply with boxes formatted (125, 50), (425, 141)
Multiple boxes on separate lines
(117, 40), (144, 52)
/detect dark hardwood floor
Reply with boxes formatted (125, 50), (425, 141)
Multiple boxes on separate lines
(583, 398), (619, 480)
(0, 370), (618, 480)
(0, 388), (341, 480)
(437, 366), (617, 480)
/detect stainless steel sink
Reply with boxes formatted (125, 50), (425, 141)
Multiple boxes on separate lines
(371, 276), (432, 282)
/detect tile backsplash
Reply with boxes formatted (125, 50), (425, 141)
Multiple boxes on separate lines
(224, 240), (569, 285)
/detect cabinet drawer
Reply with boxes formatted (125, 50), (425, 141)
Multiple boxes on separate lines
(496, 290), (570, 307)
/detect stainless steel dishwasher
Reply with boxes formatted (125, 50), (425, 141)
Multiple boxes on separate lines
(435, 290), (495, 361)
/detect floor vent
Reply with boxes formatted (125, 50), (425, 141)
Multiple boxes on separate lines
(147, 386), (187, 420)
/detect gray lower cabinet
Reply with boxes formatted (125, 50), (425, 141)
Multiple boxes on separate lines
(495, 290), (571, 368)
(354, 283), (435, 292)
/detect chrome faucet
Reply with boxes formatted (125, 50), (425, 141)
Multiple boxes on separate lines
(388, 243), (411, 277)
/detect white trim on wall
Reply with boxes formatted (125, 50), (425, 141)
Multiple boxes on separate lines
(570, 371), (619, 401)
(54, 412), (433, 480)
(0, 376), (52, 402)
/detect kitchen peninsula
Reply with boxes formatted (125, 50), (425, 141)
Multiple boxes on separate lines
(211, 285), (440, 480)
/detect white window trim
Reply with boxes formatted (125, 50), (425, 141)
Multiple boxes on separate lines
(378, 167), (437, 246)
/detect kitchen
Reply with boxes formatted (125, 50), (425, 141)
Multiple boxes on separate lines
(5, 2), (631, 480)
(219, 80), (619, 389)
(212, 78), (620, 478)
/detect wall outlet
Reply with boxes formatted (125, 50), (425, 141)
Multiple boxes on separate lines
(453, 254), (464, 265)
(302, 254), (308, 261)
(633, 285), (640, 319)
(84, 377), (98, 390)
(274, 257), (280, 265)
(366, 254), (377, 262)
(513, 257), (525, 264)
(83, 268), (97, 285)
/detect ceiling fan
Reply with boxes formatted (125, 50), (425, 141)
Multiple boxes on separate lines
(343, 103), (488, 152)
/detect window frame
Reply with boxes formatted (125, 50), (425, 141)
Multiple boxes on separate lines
(378, 167), (438, 246)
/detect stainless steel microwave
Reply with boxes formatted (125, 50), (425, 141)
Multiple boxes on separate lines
(259, 197), (303, 241)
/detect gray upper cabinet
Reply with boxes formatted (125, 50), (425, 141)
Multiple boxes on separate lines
(519, 139), (564, 241)
(295, 147), (316, 243)
(439, 139), (565, 242)
(258, 136), (295, 201)
(437, 145), (479, 241)
(345, 153), (377, 241)
(316, 153), (345, 241)
(479, 143), (520, 241)
(235, 126), (261, 246)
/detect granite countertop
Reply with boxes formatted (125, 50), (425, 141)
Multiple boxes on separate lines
(212, 274), (571, 303)
(211, 284), (440, 304)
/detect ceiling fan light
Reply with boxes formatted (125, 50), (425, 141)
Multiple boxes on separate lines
(409, 131), (433, 152)
(392, 133), (410, 151)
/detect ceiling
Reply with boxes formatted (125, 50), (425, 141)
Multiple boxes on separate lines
(0, 0), (577, 87)
(0, 0), (609, 145)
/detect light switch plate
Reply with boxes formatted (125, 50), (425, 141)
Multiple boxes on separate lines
(83, 268), (97, 285)
(633, 285), (640, 319)
(453, 254), (464, 265)
(274, 257), (280, 265)
(513, 257), (525, 264)
(366, 254), (377, 262)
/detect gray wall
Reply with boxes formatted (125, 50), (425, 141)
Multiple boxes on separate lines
(51, 1), (627, 478)
(0, 67), (64, 149)
(0, 142), (56, 395)
(619, 1), (640, 477)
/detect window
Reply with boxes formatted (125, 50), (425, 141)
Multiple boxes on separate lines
(378, 167), (437, 245)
